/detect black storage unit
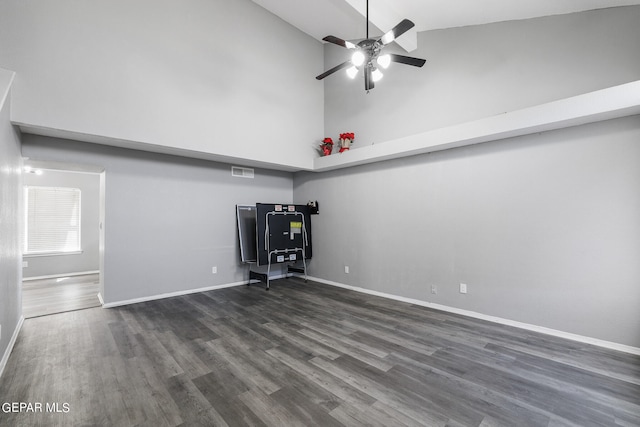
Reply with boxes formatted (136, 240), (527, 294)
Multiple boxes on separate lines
(236, 203), (312, 289)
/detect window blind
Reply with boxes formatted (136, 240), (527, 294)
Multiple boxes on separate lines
(24, 186), (81, 254)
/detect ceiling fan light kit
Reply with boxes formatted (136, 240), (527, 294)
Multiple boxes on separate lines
(352, 51), (365, 67)
(377, 54), (391, 69)
(346, 66), (359, 79)
(316, 0), (426, 91)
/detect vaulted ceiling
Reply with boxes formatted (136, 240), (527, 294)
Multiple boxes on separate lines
(252, 0), (640, 52)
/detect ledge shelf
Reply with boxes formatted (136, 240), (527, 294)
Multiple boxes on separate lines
(13, 80), (640, 173)
(313, 80), (640, 172)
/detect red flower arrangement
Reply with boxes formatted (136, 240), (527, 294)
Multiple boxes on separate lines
(320, 137), (334, 156)
(339, 132), (355, 153)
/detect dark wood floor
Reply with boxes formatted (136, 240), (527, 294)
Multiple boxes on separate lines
(22, 273), (101, 318)
(1, 278), (638, 426)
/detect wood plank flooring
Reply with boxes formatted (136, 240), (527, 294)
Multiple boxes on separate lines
(22, 273), (101, 318)
(1, 277), (638, 426)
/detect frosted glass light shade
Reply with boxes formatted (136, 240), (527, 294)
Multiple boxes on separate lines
(346, 66), (359, 79)
(381, 33), (395, 45)
(351, 51), (365, 67)
(377, 54), (391, 69)
(372, 68), (383, 82)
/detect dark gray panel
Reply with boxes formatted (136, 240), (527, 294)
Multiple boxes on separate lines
(236, 205), (257, 263)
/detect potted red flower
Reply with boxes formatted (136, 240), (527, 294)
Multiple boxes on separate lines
(320, 137), (334, 156)
(339, 132), (355, 153)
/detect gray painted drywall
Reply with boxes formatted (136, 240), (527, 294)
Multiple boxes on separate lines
(294, 116), (640, 348)
(0, 0), (323, 170)
(22, 135), (293, 304)
(323, 6), (640, 147)
(23, 169), (100, 278)
(0, 69), (22, 367)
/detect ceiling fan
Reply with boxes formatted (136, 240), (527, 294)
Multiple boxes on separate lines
(315, 0), (426, 91)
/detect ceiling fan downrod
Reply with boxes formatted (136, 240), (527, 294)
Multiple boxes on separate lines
(366, 0), (369, 39)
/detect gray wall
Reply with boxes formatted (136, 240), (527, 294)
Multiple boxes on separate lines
(0, 0), (323, 169)
(22, 135), (293, 305)
(0, 70), (22, 367)
(324, 6), (640, 146)
(294, 116), (640, 348)
(23, 169), (100, 278)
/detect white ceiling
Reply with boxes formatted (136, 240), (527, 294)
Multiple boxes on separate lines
(252, 0), (640, 52)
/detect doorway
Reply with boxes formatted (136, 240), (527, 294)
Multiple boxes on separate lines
(21, 160), (105, 318)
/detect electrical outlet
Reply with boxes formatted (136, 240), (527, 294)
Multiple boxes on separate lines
(460, 283), (468, 294)
(212, 266), (217, 274)
(431, 285), (437, 294)
(344, 266), (349, 274)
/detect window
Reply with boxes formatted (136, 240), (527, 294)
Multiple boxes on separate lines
(24, 186), (81, 255)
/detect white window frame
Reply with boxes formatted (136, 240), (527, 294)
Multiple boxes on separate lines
(24, 186), (82, 257)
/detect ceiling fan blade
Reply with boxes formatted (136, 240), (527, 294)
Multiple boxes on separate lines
(364, 67), (374, 91)
(322, 35), (357, 49)
(316, 61), (352, 80)
(389, 54), (426, 67)
(378, 19), (415, 45)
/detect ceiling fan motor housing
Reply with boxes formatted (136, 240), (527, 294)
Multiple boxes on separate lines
(357, 39), (383, 69)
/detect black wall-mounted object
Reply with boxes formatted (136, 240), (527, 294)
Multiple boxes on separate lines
(307, 200), (319, 215)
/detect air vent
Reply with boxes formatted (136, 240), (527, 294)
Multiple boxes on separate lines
(231, 166), (254, 179)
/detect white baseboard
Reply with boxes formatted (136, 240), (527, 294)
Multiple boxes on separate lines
(23, 270), (100, 282)
(0, 315), (25, 380)
(307, 276), (640, 356)
(97, 292), (104, 306)
(101, 274), (288, 309)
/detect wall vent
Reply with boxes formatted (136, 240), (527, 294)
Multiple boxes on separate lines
(231, 166), (254, 179)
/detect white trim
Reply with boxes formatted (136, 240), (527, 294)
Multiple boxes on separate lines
(102, 281), (246, 308)
(101, 279), (261, 308)
(24, 250), (84, 258)
(307, 276), (640, 356)
(0, 69), (15, 108)
(22, 270), (100, 282)
(0, 316), (25, 380)
(97, 292), (104, 306)
(101, 273), (291, 308)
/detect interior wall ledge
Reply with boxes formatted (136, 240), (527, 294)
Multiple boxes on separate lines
(14, 80), (640, 173)
(14, 122), (313, 172)
(313, 80), (640, 172)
